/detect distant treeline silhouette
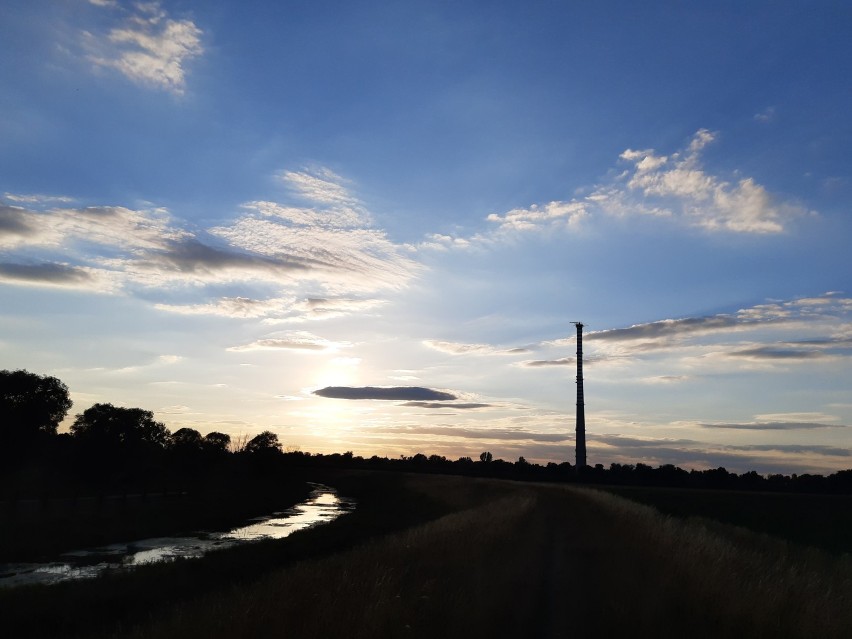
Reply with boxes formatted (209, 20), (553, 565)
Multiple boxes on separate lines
(4, 368), (852, 497)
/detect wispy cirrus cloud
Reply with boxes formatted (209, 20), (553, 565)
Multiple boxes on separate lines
(578, 294), (851, 353)
(0, 168), (418, 321)
(362, 423), (569, 443)
(0, 201), (185, 252)
(701, 421), (847, 431)
(423, 339), (531, 356)
(586, 315), (746, 343)
(154, 295), (385, 321)
(84, 1), (203, 94)
(520, 357), (574, 367)
(156, 296), (295, 319)
(228, 331), (349, 352)
(728, 347), (828, 361)
(514, 294), (852, 379)
(278, 168), (366, 215)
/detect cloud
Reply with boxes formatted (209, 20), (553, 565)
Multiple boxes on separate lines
(521, 357), (574, 367)
(699, 410), (849, 432)
(486, 200), (589, 232)
(728, 347), (826, 360)
(700, 421), (848, 431)
(314, 386), (457, 401)
(588, 315), (744, 343)
(156, 296), (294, 319)
(611, 129), (808, 233)
(423, 340), (531, 356)
(209, 217), (415, 292)
(364, 424), (569, 443)
(278, 168), (365, 214)
(754, 411), (842, 423)
(402, 402), (492, 409)
(468, 128), (811, 242)
(418, 234), (473, 251)
(155, 295), (384, 322)
(2, 193), (75, 205)
(0, 205), (41, 248)
(641, 375), (690, 384)
(592, 434), (851, 465)
(85, 1), (203, 94)
(0, 200), (185, 253)
(129, 237), (302, 281)
(529, 294), (852, 377)
(291, 297), (385, 320)
(754, 106), (776, 123)
(229, 331), (347, 352)
(0, 262), (97, 287)
(0, 169), (417, 318)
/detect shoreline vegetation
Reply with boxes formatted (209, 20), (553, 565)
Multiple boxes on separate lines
(0, 475), (314, 563)
(3, 472), (852, 638)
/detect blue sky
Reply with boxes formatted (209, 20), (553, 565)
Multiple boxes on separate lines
(2, 0), (851, 473)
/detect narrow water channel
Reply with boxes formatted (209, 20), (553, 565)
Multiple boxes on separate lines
(0, 483), (355, 588)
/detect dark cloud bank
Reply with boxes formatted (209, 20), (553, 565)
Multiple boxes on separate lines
(314, 386), (456, 401)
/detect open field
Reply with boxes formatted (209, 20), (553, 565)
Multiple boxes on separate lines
(600, 484), (852, 555)
(3, 472), (852, 638)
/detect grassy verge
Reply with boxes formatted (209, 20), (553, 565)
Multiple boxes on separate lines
(599, 484), (852, 554)
(121, 478), (852, 638)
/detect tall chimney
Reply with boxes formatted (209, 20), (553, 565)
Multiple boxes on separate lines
(572, 322), (586, 471)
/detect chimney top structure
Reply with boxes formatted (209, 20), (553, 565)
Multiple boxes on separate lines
(572, 322), (586, 471)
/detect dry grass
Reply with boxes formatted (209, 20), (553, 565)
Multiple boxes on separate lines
(121, 478), (852, 639)
(123, 477), (540, 639)
(575, 486), (852, 637)
(7, 473), (850, 638)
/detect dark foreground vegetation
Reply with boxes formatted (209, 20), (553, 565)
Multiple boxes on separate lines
(3, 472), (852, 639)
(4, 369), (852, 637)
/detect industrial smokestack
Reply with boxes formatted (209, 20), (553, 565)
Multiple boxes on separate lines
(572, 322), (586, 471)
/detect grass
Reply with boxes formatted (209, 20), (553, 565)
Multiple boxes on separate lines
(120, 477), (852, 638)
(4, 473), (852, 638)
(599, 484), (852, 554)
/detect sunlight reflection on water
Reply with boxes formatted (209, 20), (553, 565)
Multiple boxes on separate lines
(0, 484), (354, 588)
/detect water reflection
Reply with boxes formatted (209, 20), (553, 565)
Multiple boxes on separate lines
(0, 484), (354, 588)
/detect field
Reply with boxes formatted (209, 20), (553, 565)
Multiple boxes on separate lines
(600, 484), (852, 555)
(3, 472), (852, 638)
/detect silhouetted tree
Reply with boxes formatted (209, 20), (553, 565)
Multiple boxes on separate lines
(245, 430), (282, 454)
(479, 451), (493, 463)
(70, 403), (170, 453)
(0, 369), (72, 452)
(411, 453), (428, 465)
(202, 431), (231, 453)
(171, 427), (203, 451)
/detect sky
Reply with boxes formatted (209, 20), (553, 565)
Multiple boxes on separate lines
(1, 0), (851, 474)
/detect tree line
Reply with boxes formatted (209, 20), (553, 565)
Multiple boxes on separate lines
(1, 369), (286, 499)
(4, 368), (852, 497)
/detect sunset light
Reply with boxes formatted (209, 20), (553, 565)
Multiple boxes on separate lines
(1, 0), (850, 475)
